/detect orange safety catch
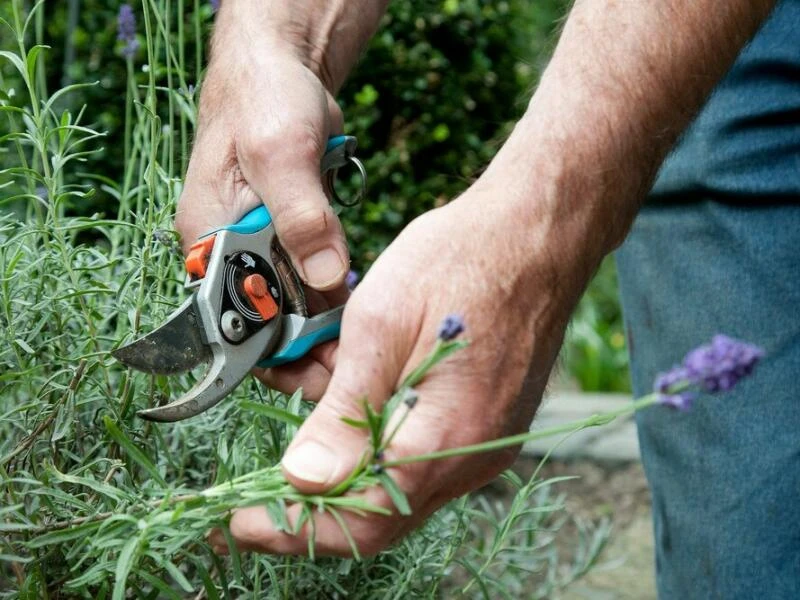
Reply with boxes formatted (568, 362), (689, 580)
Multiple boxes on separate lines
(243, 274), (278, 321)
(184, 235), (216, 280)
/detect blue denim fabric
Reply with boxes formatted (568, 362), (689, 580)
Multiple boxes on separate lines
(615, 201), (800, 599)
(652, 0), (800, 200)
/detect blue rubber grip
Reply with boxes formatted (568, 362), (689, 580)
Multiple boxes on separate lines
(326, 135), (347, 152)
(257, 320), (341, 368)
(217, 204), (273, 235)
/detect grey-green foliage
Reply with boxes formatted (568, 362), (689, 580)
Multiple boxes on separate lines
(1, 1), (609, 597)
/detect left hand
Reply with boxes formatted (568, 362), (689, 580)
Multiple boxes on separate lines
(209, 179), (577, 556)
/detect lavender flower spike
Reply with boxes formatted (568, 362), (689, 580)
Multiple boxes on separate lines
(437, 314), (465, 341)
(654, 367), (697, 412)
(654, 334), (764, 410)
(683, 335), (764, 393)
(117, 4), (140, 59)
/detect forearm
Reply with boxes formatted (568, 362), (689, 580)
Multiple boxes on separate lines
(212, 0), (389, 92)
(479, 0), (775, 298)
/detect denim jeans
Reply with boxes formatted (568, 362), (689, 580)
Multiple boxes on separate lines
(615, 200), (800, 599)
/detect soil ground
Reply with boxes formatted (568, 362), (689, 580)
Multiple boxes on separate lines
(511, 457), (656, 600)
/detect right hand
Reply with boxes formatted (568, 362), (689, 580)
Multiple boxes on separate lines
(175, 38), (348, 291)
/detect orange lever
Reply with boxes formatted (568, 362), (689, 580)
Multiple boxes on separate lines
(184, 235), (216, 280)
(243, 274), (278, 321)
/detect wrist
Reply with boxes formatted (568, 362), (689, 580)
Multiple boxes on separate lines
(213, 0), (388, 93)
(466, 116), (626, 308)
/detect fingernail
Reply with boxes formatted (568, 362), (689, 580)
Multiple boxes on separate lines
(282, 441), (339, 484)
(301, 247), (345, 289)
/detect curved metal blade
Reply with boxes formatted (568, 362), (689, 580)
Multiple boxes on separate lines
(112, 297), (211, 375)
(136, 317), (277, 422)
(136, 352), (233, 422)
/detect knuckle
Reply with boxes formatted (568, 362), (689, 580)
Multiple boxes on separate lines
(274, 202), (337, 248)
(347, 295), (397, 335)
(318, 385), (367, 422)
(239, 122), (321, 170)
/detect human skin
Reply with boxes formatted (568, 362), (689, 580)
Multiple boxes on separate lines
(181, 0), (776, 556)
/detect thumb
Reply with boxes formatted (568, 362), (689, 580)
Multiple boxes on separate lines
(281, 303), (411, 493)
(238, 125), (349, 292)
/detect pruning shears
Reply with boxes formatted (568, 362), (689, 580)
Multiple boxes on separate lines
(113, 135), (366, 422)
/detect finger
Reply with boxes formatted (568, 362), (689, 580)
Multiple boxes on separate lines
(237, 86), (348, 291)
(225, 486), (405, 557)
(304, 284), (350, 316)
(279, 295), (415, 494)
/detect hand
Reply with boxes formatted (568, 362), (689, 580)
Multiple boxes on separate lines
(210, 182), (576, 556)
(175, 33), (349, 291)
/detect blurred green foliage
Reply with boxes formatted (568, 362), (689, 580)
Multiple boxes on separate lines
(563, 257), (631, 393)
(338, 0), (566, 263)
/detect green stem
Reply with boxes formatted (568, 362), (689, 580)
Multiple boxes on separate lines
(382, 395), (659, 468)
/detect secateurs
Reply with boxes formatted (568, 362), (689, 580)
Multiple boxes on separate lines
(113, 135), (365, 422)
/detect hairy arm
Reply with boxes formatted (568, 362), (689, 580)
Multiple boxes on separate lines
(484, 0), (776, 288)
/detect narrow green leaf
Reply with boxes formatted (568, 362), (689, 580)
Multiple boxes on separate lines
(27, 519), (102, 548)
(194, 560), (221, 600)
(103, 416), (166, 486)
(136, 570), (182, 600)
(377, 472), (412, 516)
(339, 416), (370, 429)
(240, 401), (303, 427)
(164, 560), (194, 593)
(0, 553), (32, 563)
(113, 535), (140, 600)
(0, 51), (27, 80)
(0, 503), (24, 517)
(264, 498), (289, 532)
(25, 45), (49, 88)
(220, 527), (243, 584)
(14, 338), (34, 354)
(49, 465), (131, 502)
(327, 507), (361, 561)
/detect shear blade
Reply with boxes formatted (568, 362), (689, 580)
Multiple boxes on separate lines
(112, 297), (211, 375)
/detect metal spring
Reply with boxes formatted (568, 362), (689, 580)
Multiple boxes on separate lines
(271, 243), (307, 317)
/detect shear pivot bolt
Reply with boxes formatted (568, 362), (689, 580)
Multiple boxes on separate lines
(221, 310), (246, 342)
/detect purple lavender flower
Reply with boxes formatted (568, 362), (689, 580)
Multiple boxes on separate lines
(654, 367), (697, 411)
(210, 0), (220, 12)
(437, 314), (465, 341)
(345, 270), (359, 290)
(683, 335), (764, 392)
(654, 335), (764, 410)
(117, 4), (140, 60)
